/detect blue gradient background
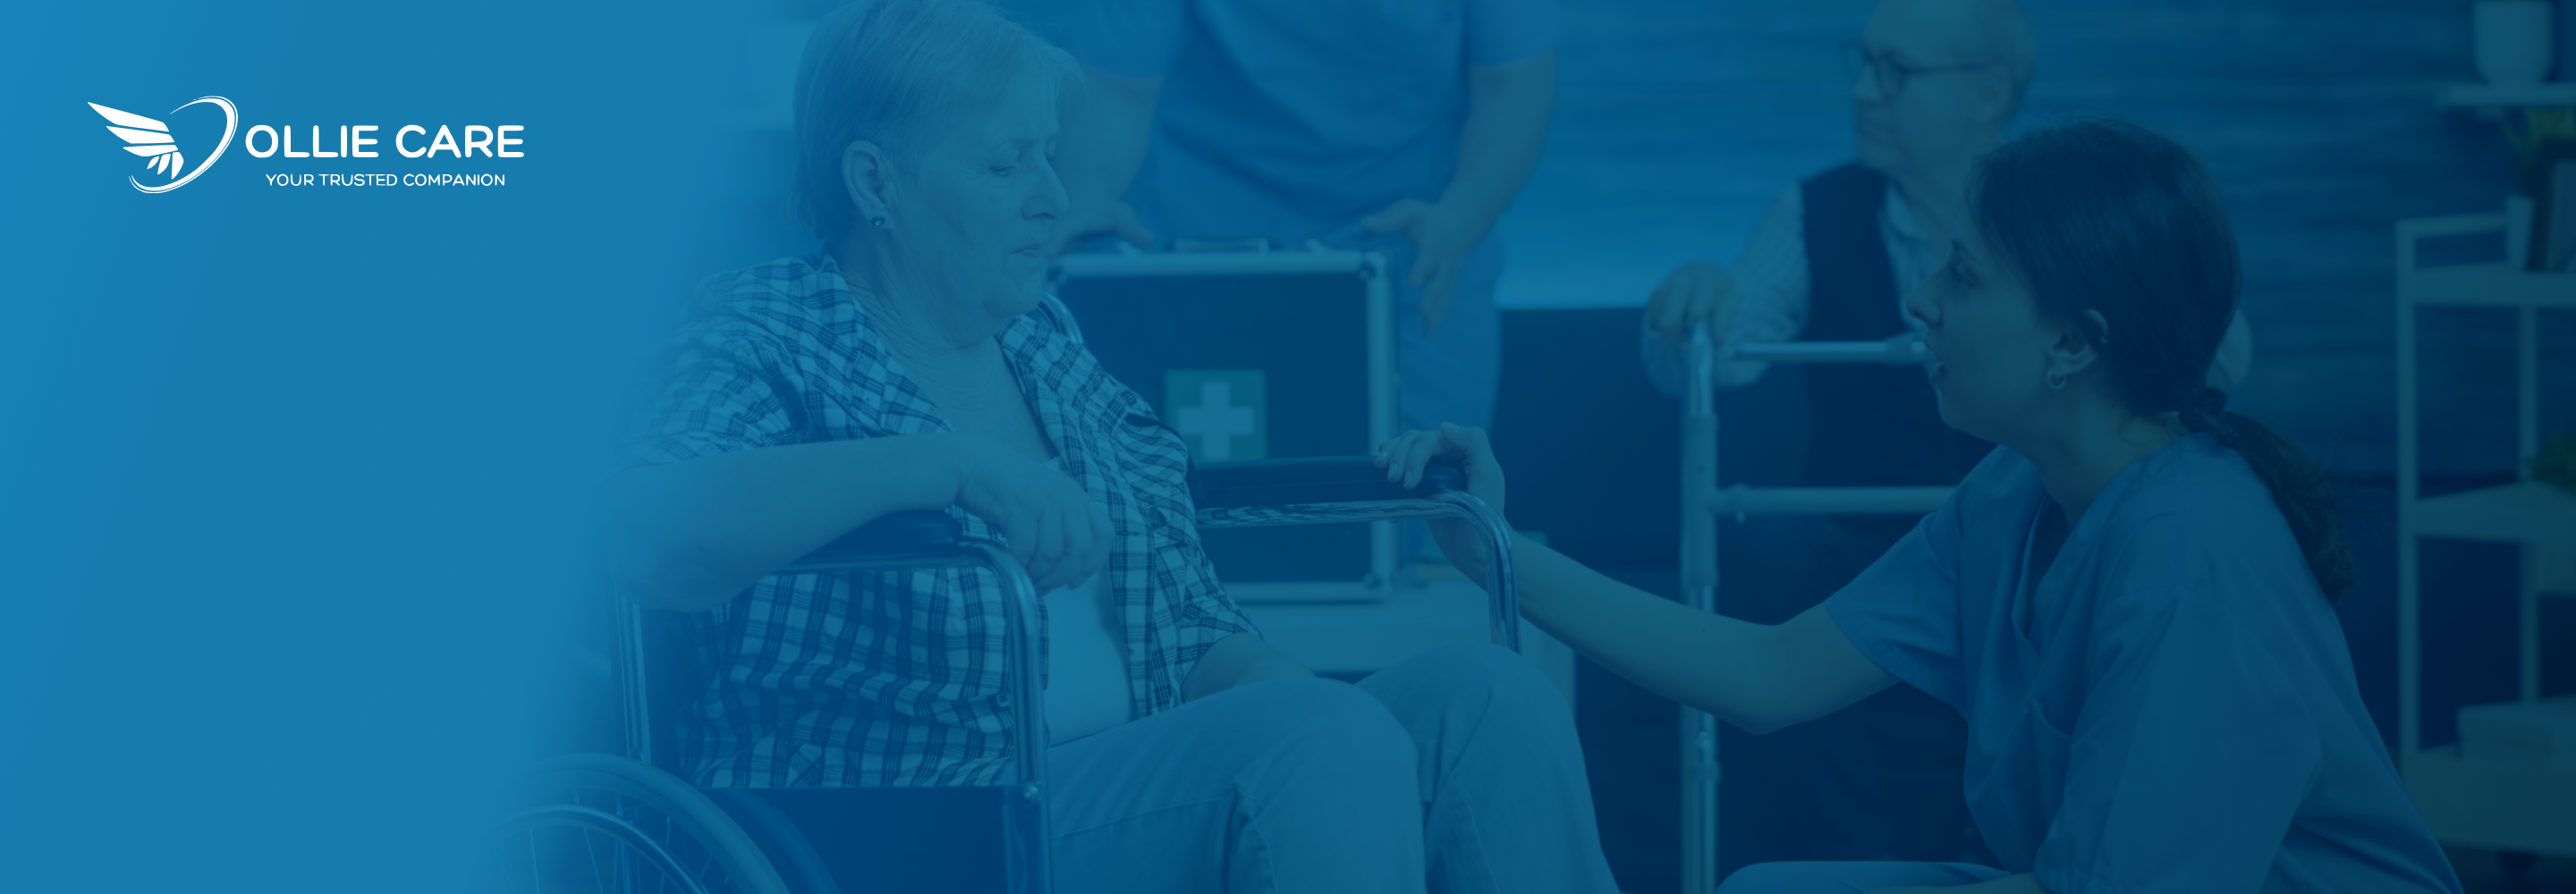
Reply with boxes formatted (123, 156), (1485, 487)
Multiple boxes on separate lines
(2, 1), (2570, 891)
(0, 3), (749, 890)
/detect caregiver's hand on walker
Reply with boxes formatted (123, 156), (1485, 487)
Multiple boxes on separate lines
(1374, 423), (1904, 736)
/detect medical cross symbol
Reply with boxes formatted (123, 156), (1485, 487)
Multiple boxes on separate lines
(1165, 369), (1267, 462)
(1176, 382), (1254, 460)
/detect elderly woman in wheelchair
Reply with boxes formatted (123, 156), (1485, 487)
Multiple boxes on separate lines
(596, 2), (1618, 892)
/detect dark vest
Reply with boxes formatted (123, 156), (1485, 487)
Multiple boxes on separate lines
(1799, 164), (1993, 498)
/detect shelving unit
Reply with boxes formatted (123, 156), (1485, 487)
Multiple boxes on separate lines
(2394, 212), (2576, 857)
(2441, 82), (2576, 115)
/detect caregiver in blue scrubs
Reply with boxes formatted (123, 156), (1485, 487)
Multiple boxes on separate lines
(1382, 120), (2463, 894)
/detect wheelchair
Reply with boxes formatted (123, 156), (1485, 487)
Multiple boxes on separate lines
(489, 455), (1512, 894)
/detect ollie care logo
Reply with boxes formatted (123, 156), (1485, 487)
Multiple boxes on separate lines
(87, 96), (527, 192)
(88, 97), (239, 194)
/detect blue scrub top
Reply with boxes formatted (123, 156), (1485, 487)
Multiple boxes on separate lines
(1825, 434), (2461, 893)
(1062, 0), (1557, 245)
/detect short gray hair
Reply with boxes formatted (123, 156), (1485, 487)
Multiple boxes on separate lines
(789, 0), (1080, 243)
(1963, 0), (2035, 115)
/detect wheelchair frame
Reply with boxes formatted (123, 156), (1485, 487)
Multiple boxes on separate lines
(519, 460), (1519, 894)
(1193, 488), (1521, 653)
(1677, 325), (1957, 894)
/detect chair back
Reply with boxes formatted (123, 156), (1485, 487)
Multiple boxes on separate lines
(608, 510), (1053, 894)
(616, 599), (704, 774)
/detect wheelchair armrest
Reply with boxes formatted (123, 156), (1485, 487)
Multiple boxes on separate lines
(1189, 456), (1466, 509)
(792, 510), (965, 565)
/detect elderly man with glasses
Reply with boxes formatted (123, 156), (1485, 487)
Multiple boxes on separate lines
(1636, 0), (2252, 874)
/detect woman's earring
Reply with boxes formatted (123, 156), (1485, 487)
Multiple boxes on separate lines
(870, 215), (888, 228)
(2045, 369), (2068, 390)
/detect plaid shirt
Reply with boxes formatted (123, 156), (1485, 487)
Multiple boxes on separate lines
(629, 253), (1257, 788)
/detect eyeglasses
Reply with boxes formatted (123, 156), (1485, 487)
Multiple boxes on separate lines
(1841, 40), (1995, 98)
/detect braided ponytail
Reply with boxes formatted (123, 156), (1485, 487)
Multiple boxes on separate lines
(1973, 121), (2354, 599)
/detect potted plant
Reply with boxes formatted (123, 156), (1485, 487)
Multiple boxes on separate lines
(2505, 108), (2576, 269)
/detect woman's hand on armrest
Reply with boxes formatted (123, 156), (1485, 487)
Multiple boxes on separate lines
(601, 434), (1112, 611)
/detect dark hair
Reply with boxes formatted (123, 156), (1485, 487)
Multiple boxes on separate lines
(1970, 119), (2354, 598)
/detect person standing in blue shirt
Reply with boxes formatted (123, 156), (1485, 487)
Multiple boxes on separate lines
(1382, 120), (2462, 893)
(1032, 0), (1559, 441)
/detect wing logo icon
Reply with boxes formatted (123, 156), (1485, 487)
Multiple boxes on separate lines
(88, 97), (238, 193)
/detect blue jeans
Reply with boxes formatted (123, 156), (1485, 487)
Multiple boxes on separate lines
(1045, 644), (1616, 894)
(1384, 232), (1502, 569)
(1386, 230), (1504, 435)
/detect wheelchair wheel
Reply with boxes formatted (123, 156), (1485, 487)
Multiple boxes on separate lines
(488, 753), (790, 894)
